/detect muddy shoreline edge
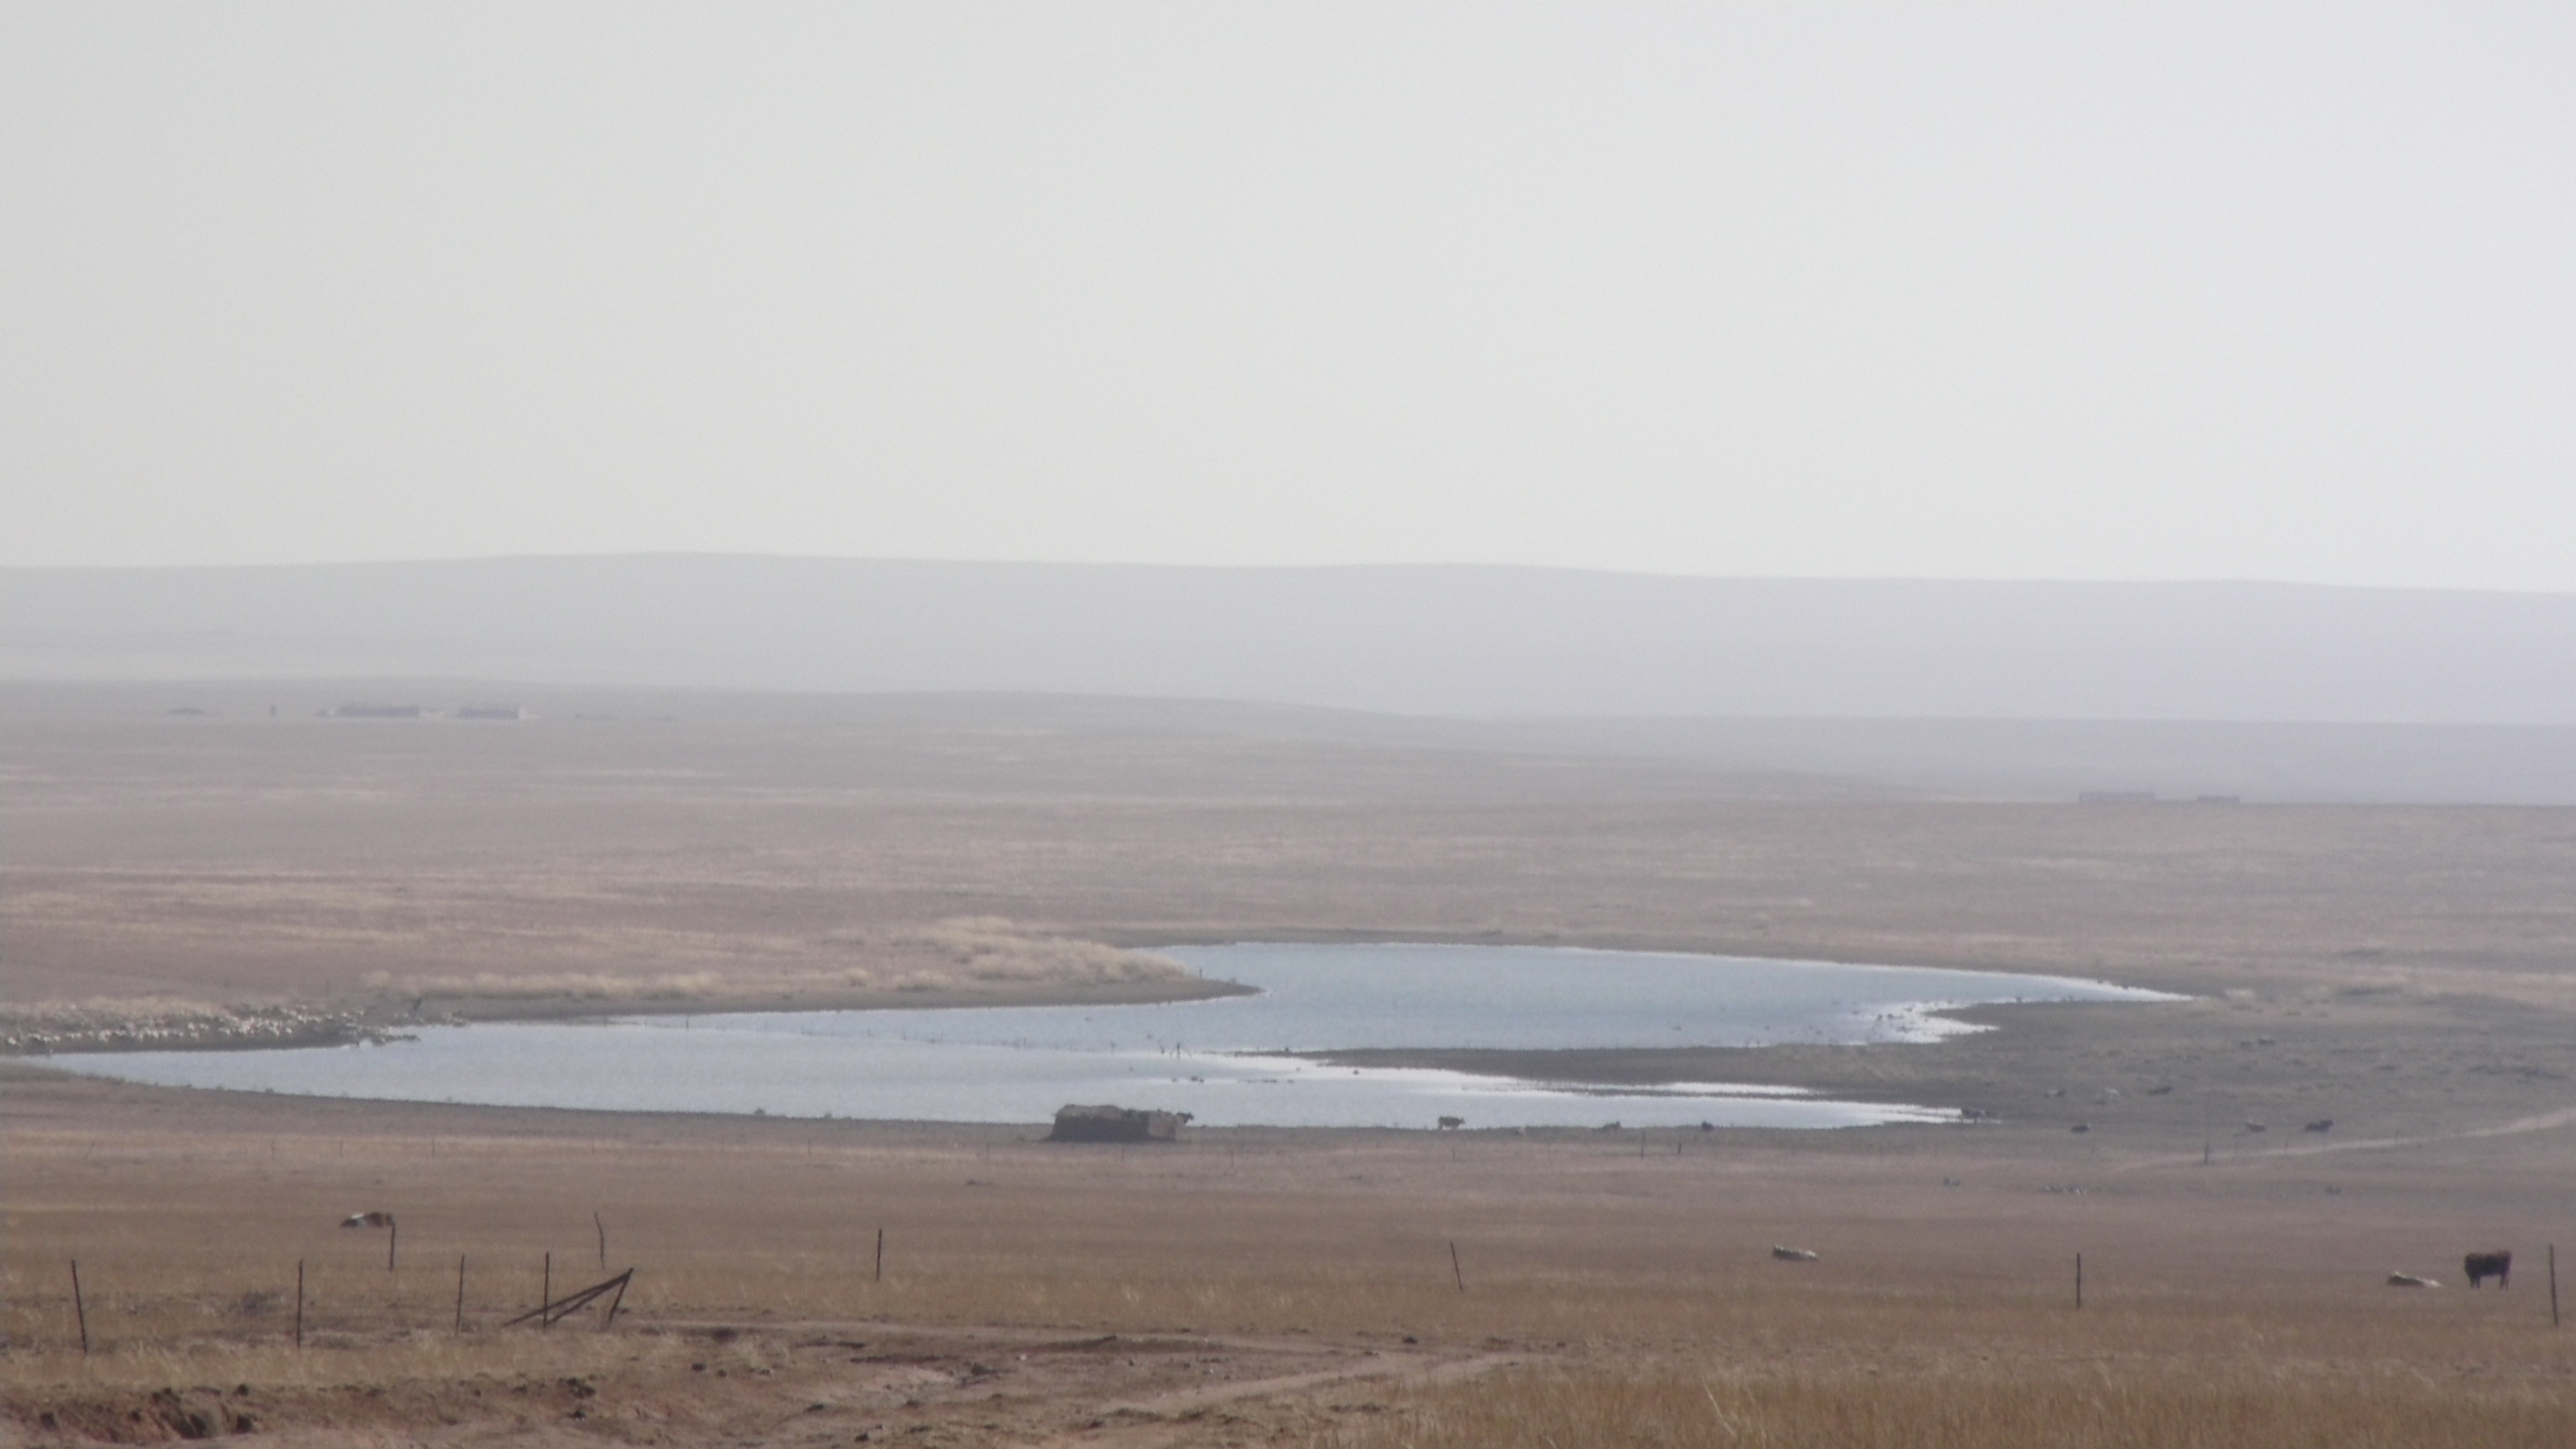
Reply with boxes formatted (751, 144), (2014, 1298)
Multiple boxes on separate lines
(1, 973), (1255, 1057)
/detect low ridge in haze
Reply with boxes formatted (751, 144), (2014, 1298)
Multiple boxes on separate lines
(7, 557), (2572, 724)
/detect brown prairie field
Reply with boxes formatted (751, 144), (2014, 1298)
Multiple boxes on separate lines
(4, 688), (2575, 1446)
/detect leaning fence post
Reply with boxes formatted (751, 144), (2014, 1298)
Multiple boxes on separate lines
(1450, 1241), (1466, 1293)
(70, 1260), (88, 1355)
(601, 1270), (630, 1331)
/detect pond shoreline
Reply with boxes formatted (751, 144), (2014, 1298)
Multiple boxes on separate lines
(1, 974), (1255, 1057)
(26, 945), (2179, 1129)
(1300, 998), (2206, 1114)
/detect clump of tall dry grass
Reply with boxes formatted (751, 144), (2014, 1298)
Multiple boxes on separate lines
(376, 918), (1187, 1003)
(1324, 1365), (2576, 1449)
(372, 969), (736, 1002)
(891, 917), (1187, 985)
(0, 997), (231, 1028)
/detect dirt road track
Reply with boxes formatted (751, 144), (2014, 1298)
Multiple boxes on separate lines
(1035, 1350), (1526, 1449)
(2117, 1101), (2576, 1172)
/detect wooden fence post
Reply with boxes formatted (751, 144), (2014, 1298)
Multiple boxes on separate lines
(455, 1255), (468, 1333)
(1450, 1241), (1466, 1293)
(541, 1253), (552, 1330)
(875, 1228), (884, 1283)
(595, 1212), (607, 1269)
(2551, 1244), (2560, 1329)
(387, 1217), (397, 1273)
(70, 1260), (88, 1355)
(2076, 1252), (2084, 1310)
(294, 1260), (304, 1349)
(500, 1268), (633, 1331)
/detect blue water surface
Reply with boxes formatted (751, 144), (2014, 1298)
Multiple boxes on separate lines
(52, 943), (2174, 1129)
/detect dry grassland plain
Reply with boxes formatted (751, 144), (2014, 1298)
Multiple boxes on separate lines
(5, 687), (2575, 1446)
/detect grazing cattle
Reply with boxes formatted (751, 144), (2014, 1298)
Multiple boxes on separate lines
(1435, 1115), (1464, 1130)
(1770, 1245), (1820, 1262)
(340, 1211), (394, 1229)
(2242, 1121), (2267, 1133)
(2463, 1250), (2512, 1289)
(2304, 1119), (2334, 1134)
(2386, 1273), (2438, 1288)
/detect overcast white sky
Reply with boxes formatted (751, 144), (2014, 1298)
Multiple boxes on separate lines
(3, 3), (2570, 587)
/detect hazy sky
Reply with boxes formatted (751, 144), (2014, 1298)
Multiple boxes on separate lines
(5, 4), (2571, 587)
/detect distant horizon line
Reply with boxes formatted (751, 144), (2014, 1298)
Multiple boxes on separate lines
(12, 674), (2576, 729)
(4, 552), (2569, 598)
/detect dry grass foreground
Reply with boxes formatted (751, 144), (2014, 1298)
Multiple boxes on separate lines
(5, 1064), (2573, 1447)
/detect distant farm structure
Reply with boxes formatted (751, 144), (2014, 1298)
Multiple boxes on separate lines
(1045, 1104), (1191, 1143)
(454, 704), (526, 720)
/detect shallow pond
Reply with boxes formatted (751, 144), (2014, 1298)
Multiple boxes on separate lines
(54, 943), (2174, 1129)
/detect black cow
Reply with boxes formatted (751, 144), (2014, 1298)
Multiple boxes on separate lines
(2463, 1250), (2511, 1289)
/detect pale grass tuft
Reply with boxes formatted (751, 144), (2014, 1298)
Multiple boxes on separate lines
(892, 917), (1188, 985)
(372, 920), (1184, 1004)
(1, 997), (235, 1029)
(387, 969), (735, 1002)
